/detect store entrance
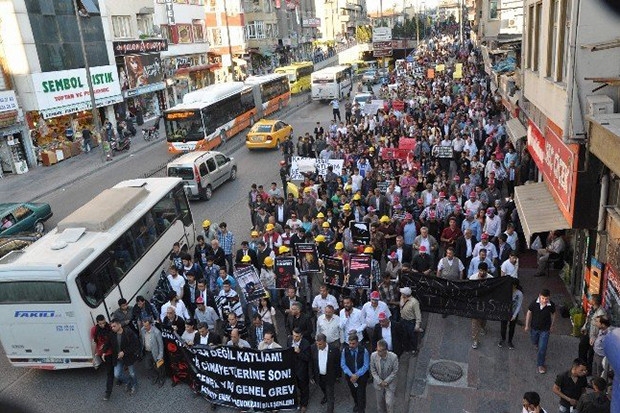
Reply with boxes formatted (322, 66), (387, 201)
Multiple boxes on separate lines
(0, 132), (27, 174)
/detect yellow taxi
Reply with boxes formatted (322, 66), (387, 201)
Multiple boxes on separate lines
(246, 119), (293, 150)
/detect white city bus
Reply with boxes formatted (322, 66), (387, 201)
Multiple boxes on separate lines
(311, 65), (353, 102)
(0, 178), (195, 370)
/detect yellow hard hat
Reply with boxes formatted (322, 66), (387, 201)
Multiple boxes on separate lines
(343, 203), (352, 211)
(322, 222), (330, 228)
(353, 194), (362, 201)
(344, 184), (352, 191)
(241, 255), (251, 263)
(316, 212), (325, 218)
(251, 230), (259, 237)
(202, 219), (211, 227)
(369, 147), (375, 152)
(279, 245), (290, 254)
(315, 235), (326, 242)
(364, 246), (374, 254)
(304, 186), (312, 193)
(266, 223), (275, 231)
(264, 257), (274, 266)
(335, 242), (344, 250)
(380, 215), (390, 223)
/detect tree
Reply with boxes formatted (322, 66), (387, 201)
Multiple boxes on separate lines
(356, 25), (372, 43)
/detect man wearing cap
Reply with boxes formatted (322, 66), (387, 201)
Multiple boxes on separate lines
(235, 240), (259, 271)
(469, 262), (494, 349)
(411, 245), (434, 276)
(473, 233), (498, 263)
(193, 296), (220, 332)
(399, 287), (423, 354)
(483, 207), (502, 242)
(202, 220), (218, 242)
(362, 291), (391, 345)
(464, 192), (482, 216)
(413, 226), (438, 257)
(373, 312), (406, 357)
(312, 285), (339, 317)
(263, 223), (283, 253)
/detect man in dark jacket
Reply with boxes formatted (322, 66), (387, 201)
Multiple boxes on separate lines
(372, 312), (407, 357)
(575, 377), (610, 413)
(310, 333), (339, 413)
(106, 318), (140, 396)
(93, 315), (115, 401)
(287, 328), (311, 413)
(247, 313), (277, 349)
(235, 241), (260, 270)
(286, 302), (313, 342)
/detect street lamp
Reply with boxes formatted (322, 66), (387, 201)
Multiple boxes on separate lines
(73, 0), (108, 162)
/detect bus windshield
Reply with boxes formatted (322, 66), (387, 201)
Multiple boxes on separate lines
(164, 111), (205, 142)
(0, 281), (70, 304)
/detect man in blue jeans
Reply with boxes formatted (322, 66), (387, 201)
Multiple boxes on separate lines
(524, 289), (556, 374)
(106, 318), (140, 395)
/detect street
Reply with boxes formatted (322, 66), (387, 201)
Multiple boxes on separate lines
(0, 92), (577, 413)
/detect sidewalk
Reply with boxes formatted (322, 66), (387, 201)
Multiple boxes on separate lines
(0, 94), (310, 203)
(408, 252), (578, 413)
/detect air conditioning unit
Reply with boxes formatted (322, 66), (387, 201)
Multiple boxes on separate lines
(586, 95), (614, 116)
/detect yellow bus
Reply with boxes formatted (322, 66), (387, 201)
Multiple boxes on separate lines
(275, 61), (314, 94)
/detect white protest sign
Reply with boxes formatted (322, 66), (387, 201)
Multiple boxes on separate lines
(289, 157), (344, 181)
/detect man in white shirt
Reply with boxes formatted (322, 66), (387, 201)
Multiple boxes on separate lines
(317, 305), (341, 347)
(160, 291), (190, 321)
(312, 285), (339, 317)
(227, 328), (251, 348)
(504, 223), (518, 251)
(535, 230), (566, 277)
(257, 331), (282, 350)
(483, 207), (502, 241)
(361, 291), (391, 345)
(473, 233), (498, 262)
(351, 169), (363, 193)
(469, 262), (493, 349)
(166, 266), (185, 298)
(339, 297), (366, 343)
(330, 99), (341, 122)
(501, 252), (519, 278)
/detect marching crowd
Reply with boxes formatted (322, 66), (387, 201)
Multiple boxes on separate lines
(89, 28), (613, 413)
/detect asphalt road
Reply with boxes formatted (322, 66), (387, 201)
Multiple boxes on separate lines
(0, 90), (417, 413)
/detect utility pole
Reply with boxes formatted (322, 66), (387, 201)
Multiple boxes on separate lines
(223, 0), (236, 81)
(73, 0), (108, 163)
(459, 0), (464, 45)
(416, 0), (420, 45)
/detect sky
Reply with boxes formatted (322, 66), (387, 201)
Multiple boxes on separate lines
(366, 0), (440, 13)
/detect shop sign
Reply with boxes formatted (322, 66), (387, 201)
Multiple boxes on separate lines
(372, 27), (392, 42)
(527, 120), (579, 223)
(121, 54), (164, 91)
(113, 39), (168, 57)
(0, 110), (18, 128)
(123, 82), (166, 98)
(165, 0), (176, 26)
(31, 65), (123, 119)
(302, 17), (320, 28)
(0, 90), (18, 113)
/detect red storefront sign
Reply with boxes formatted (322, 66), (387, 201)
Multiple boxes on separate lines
(526, 120), (579, 225)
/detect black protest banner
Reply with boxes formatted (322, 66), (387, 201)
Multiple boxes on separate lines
(324, 256), (345, 287)
(401, 272), (512, 321)
(160, 326), (298, 410)
(160, 328), (193, 386)
(275, 256), (297, 289)
(348, 254), (371, 288)
(296, 243), (320, 273)
(234, 265), (268, 302)
(350, 221), (370, 245)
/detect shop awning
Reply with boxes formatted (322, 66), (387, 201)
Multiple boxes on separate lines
(506, 117), (526, 144)
(514, 182), (570, 247)
(175, 63), (219, 76)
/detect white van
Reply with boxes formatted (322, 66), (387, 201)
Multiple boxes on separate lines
(166, 151), (237, 200)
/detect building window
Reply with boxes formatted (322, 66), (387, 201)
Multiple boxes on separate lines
(560, 0), (572, 82)
(489, 0), (499, 19)
(112, 15), (132, 39)
(178, 24), (193, 43)
(264, 0), (273, 13)
(136, 15), (152, 37)
(246, 21), (265, 39)
(525, 5), (534, 69)
(193, 20), (205, 42)
(161, 25), (174, 42)
(208, 28), (223, 46)
(532, 2), (542, 72)
(547, 0), (559, 78)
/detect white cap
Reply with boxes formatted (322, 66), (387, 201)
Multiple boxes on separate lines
(399, 287), (412, 296)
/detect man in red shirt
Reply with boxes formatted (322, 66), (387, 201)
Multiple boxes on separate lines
(440, 217), (463, 251)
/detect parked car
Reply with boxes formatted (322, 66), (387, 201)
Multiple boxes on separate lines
(166, 151), (237, 201)
(362, 69), (379, 84)
(246, 119), (293, 150)
(0, 203), (53, 235)
(352, 93), (374, 109)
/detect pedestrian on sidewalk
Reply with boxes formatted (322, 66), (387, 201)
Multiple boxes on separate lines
(522, 391), (547, 413)
(524, 289), (557, 374)
(578, 294), (606, 374)
(469, 262), (493, 349)
(575, 377), (611, 413)
(552, 358), (588, 412)
(82, 127), (92, 153)
(498, 278), (523, 350)
(370, 339), (399, 413)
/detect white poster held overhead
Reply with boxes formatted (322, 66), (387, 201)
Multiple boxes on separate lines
(289, 157), (344, 181)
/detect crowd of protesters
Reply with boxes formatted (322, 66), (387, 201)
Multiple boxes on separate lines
(89, 26), (612, 413)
